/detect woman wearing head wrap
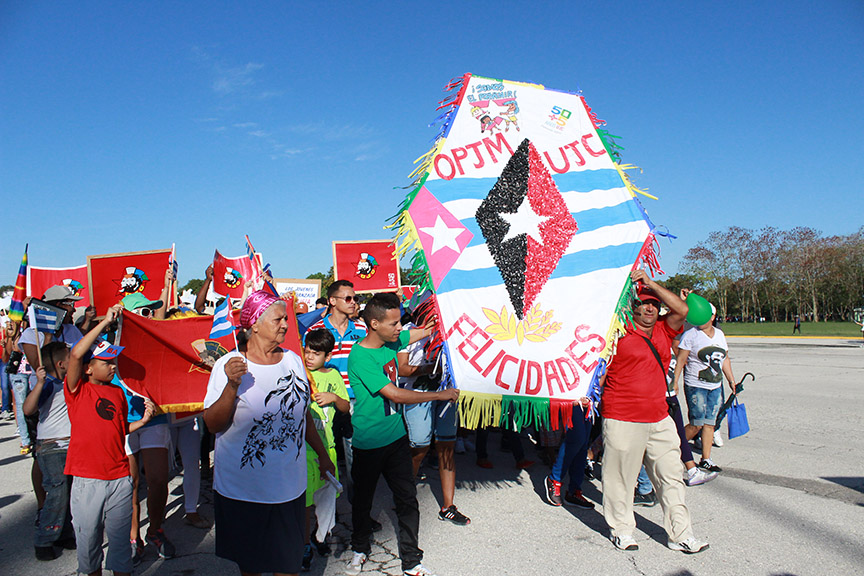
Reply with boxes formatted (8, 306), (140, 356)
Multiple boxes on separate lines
(203, 291), (334, 576)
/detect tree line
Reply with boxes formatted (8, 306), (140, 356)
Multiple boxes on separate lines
(665, 226), (864, 323)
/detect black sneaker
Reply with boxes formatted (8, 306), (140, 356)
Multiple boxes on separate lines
(146, 529), (176, 559)
(564, 490), (595, 510)
(35, 546), (60, 561)
(438, 505), (471, 525)
(544, 475), (563, 506)
(301, 543), (313, 571)
(699, 458), (723, 473)
(633, 490), (657, 507)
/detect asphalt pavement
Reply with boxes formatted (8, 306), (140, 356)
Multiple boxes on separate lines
(0, 336), (862, 576)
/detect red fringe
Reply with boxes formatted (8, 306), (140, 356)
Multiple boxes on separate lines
(579, 96), (606, 128)
(636, 234), (664, 277)
(549, 399), (577, 431)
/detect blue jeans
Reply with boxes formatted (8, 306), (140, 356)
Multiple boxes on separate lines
(550, 405), (592, 493)
(35, 442), (74, 546)
(0, 363), (11, 412)
(10, 373), (31, 447)
(637, 465), (654, 495)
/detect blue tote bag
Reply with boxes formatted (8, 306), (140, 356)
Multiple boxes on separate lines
(727, 396), (750, 439)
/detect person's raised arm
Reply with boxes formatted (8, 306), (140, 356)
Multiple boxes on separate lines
(23, 366), (46, 416)
(21, 340), (44, 371)
(194, 265), (214, 315)
(396, 350), (433, 379)
(406, 317), (436, 346)
(129, 398), (156, 432)
(630, 269), (689, 331)
(155, 267), (173, 320)
(67, 304), (122, 394)
(203, 356), (247, 434)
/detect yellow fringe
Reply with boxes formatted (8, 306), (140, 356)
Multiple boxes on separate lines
(615, 163), (658, 201)
(457, 391), (503, 430)
(409, 139), (445, 181)
(158, 402), (204, 414)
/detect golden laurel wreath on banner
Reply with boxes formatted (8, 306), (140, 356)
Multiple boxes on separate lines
(482, 303), (562, 345)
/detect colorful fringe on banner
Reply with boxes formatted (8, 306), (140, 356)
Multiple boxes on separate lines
(390, 74), (674, 431)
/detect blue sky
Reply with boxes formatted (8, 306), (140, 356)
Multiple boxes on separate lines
(2, 1), (862, 287)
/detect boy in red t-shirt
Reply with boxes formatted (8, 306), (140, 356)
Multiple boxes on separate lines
(65, 304), (155, 576)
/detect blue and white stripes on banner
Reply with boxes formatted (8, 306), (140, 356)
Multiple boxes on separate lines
(209, 299), (234, 339)
(28, 306), (60, 333)
(424, 169), (651, 294)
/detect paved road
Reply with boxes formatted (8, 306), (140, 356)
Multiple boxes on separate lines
(1, 337), (862, 576)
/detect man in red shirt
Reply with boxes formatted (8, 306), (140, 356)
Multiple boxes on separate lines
(601, 270), (708, 554)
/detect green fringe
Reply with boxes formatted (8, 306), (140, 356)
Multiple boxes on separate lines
(595, 129), (624, 163)
(501, 395), (550, 432)
(614, 278), (637, 327)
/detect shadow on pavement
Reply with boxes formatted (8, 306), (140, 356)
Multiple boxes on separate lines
(821, 476), (864, 494)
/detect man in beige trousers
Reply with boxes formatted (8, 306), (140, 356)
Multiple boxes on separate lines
(600, 269), (709, 554)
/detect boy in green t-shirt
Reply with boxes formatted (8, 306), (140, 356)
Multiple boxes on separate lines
(345, 293), (458, 576)
(303, 328), (350, 571)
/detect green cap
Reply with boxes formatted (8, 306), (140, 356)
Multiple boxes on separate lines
(121, 293), (164, 311)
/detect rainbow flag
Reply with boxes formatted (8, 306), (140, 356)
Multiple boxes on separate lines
(8, 245), (28, 323)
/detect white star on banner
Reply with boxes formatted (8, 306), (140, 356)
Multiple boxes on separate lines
(500, 196), (549, 245)
(419, 215), (466, 255)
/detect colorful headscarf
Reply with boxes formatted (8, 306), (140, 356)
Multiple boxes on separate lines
(240, 290), (280, 329)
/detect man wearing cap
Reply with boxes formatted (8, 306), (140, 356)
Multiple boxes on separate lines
(601, 269), (709, 554)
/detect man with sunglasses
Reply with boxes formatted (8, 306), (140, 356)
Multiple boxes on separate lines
(307, 280), (367, 504)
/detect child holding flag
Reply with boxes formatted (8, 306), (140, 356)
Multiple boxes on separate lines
(65, 305), (156, 576)
(302, 328), (350, 570)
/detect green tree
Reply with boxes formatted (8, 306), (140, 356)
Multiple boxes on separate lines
(182, 278), (205, 294)
(307, 267), (334, 295)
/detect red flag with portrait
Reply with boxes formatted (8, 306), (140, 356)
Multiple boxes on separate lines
(117, 298), (302, 412)
(28, 264), (91, 307)
(87, 249), (173, 314)
(332, 240), (400, 293)
(212, 249), (262, 299)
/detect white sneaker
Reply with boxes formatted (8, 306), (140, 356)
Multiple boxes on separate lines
(455, 437), (466, 454)
(611, 533), (639, 551)
(346, 552), (367, 575)
(404, 564), (437, 576)
(713, 430), (724, 447)
(685, 466), (718, 486)
(669, 536), (709, 554)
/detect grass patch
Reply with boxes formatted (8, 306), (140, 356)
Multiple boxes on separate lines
(720, 321), (863, 337)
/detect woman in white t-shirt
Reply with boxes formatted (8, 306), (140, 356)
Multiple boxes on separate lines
(674, 304), (736, 474)
(204, 291), (334, 576)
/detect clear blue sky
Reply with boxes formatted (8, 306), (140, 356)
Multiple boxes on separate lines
(2, 1), (862, 287)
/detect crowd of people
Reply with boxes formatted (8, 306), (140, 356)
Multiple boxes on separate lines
(0, 264), (743, 576)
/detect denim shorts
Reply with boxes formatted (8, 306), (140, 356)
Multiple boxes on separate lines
(403, 399), (458, 447)
(684, 385), (723, 427)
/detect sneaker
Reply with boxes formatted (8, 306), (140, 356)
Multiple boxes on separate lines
(476, 458), (493, 469)
(633, 490), (657, 507)
(35, 545), (60, 561)
(131, 539), (144, 565)
(544, 475), (562, 506)
(564, 490), (595, 510)
(404, 563), (437, 576)
(345, 551), (367, 575)
(692, 435), (702, 450)
(302, 543), (313, 571)
(454, 437), (466, 454)
(183, 513), (213, 529)
(686, 466), (719, 486)
(611, 534), (639, 551)
(584, 460), (597, 480)
(668, 536), (709, 554)
(515, 459), (535, 469)
(145, 529), (176, 559)
(438, 505), (471, 525)
(699, 458), (723, 473)
(713, 430), (724, 447)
